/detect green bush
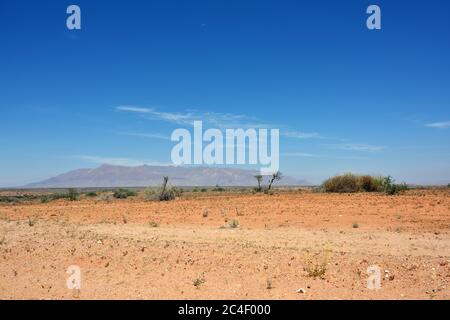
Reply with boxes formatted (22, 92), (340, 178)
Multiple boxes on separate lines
(85, 191), (98, 197)
(359, 175), (383, 192)
(67, 188), (80, 201)
(322, 173), (360, 193)
(322, 174), (407, 194)
(213, 185), (225, 192)
(382, 176), (408, 195)
(113, 188), (137, 199)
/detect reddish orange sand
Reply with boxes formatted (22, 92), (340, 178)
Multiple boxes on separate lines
(0, 189), (449, 299)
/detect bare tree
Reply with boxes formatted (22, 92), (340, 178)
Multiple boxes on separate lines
(267, 171), (282, 191)
(160, 176), (169, 198)
(254, 175), (263, 192)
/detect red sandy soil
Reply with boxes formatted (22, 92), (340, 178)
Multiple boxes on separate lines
(0, 189), (449, 299)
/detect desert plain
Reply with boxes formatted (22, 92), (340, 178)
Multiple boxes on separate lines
(0, 188), (449, 300)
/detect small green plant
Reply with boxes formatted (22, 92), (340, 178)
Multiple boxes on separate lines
(67, 188), (80, 201)
(201, 188), (208, 192)
(193, 273), (206, 288)
(85, 191), (98, 197)
(213, 185), (225, 192)
(40, 196), (50, 203)
(113, 189), (137, 199)
(28, 216), (37, 227)
(143, 187), (157, 200)
(148, 221), (159, 228)
(382, 176), (408, 195)
(228, 219), (239, 229)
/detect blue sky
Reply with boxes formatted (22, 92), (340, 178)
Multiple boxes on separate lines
(1, 0), (450, 186)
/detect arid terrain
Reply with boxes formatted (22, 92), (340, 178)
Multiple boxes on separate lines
(0, 188), (449, 300)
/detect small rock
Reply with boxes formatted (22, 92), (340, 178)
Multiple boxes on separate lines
(296, 288), (306, 293)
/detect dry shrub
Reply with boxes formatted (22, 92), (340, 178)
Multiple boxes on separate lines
(303, 244), (333, 278)
(359, 175), (382, 192)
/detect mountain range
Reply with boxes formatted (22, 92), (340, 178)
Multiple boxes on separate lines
(25, 164), (309, 188)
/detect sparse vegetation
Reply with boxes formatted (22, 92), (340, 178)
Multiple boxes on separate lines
(158, 176), (182, 201)
(113, 188), (137, 199)
(303, 244), (332, 278)
(213, 185), (225, 192)
(85, 191), (98, 197)
(228, 219), (239, 229)
(148, 221), (159, 228)
(0, 212), (8, 221)
(28, 216), (37, 227)
(66, 188), (80, 201)
(381, 176), (408, 195)
(193, 273), (206, 288)
(96, 193), (113, 202)
(0, 187), (448, 299)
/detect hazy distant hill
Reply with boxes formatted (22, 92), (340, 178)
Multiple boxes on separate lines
(25, 164), (309, 188)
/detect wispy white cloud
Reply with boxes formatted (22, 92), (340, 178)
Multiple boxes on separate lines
(118, 132), (171, 140)
(116, 105), (270, 128)
(282, 152), (368, 160)
(115, 106), (381, 154)
(71, 155), (169, 167)
(115, 106), (151, 113)
(425, 121), (450, 129)
(326, 143), (385, 153)
(282, 131), (325, 139)
(282, 152), (326, 158)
